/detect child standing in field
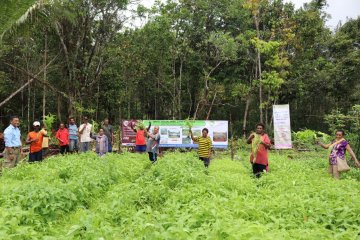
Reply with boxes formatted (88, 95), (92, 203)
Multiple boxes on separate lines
(92, 128), (109, 157)
(190, 128), (212, 168)
(247, 123), (271, 178)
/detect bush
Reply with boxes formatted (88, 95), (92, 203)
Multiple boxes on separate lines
(292, 129), (331, 150)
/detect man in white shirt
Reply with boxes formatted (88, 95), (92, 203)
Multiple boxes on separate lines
(78, 116), (92, 153)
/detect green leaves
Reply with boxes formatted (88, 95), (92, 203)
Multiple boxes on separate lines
(0, 0), (38, 35)
(208, 32), (239, 62)
(0, 151), (359, 238)
(251, 133), (261, 161)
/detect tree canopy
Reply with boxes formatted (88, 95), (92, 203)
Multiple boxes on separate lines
(0, 0), (359, 136)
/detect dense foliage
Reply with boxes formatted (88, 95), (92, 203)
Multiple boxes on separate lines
(0, 151), (359, 239)
(0, 0), (359, 137)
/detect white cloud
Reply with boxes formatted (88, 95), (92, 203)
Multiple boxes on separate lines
(133, 0), (360, 30)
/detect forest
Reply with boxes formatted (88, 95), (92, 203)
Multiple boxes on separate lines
(1, 1), (360, 239)
(0, 0), (359, 136)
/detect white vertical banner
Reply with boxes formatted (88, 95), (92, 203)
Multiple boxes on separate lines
(273, 104), (292, 149)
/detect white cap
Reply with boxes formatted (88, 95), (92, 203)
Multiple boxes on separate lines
(33, 121), (41, 126)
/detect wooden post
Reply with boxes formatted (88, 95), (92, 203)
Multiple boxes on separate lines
(118, 122), (122, 154)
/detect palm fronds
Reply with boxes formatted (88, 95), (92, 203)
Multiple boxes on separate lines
(0, 0), (49, 40)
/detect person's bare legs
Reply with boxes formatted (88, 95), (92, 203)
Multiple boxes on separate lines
(328, 165), (340, 179)
(332, 165), (340, 179)
(328, 165), (332, 176)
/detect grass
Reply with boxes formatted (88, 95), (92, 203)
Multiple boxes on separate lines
(0, 150), (359, 239)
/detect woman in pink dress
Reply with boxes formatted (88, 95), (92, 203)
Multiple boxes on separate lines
(247, 123), (271, 178)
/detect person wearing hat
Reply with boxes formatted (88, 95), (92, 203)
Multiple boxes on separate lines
(26, 121), (48, 162)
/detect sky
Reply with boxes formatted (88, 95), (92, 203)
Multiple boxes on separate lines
(284, 0), (360, 29)
(134, 0), (360, 30)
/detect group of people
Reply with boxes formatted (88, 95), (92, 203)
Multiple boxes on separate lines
(1, 116), (360, 179)
(1, 116), (115, 168)
(131, 122), (160, 163)
(245, 123), (360, 179)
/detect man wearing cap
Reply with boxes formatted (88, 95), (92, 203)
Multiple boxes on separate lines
(79, 116), (93, 152)
(3, 116), (22, 168)
(26, 121), (48, 162)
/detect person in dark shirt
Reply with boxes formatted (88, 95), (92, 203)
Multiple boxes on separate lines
(101, 118), (114, 152)
(0, 132), (5, 157)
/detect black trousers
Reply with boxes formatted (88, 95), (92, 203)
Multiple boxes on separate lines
(60, 145), (69, 155)
(148, 152), (157, 162)
(199, 157), (210, 168)
(29, 150), (43, 162)
(252, 163), (267, 178)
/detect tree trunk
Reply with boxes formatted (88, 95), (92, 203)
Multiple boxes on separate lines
(0, 78), (35, 108)
(243, 97), (251, 138)
(254, 13), (263, 123)
(21, 77), (24, 118)
(32, 90), (35, 121)
(172, 58), (176, 120)
(96, 80), (100, 121)
(155, 76), (159, 119)
(178, 59), (183, 119)
(27, 59), (30, 132)
(206, 91), (217, 120)
(57, 94), (62, 123)
(118, 107), (122, 153)
(43, 29), (47, 120)
(265, 105), (268, 128)
(230, 113), (235, 160)
(126, 85), (130, 119)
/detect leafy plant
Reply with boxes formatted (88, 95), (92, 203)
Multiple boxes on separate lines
(0, 150), (359, 239)
(91, 120), (99, 133)
(43, 113), (56, 131)
(185, 117), (194, 130)
(251, 133), (261, 162)
(135, 121), (145, 130)
(292, 129), (331, 150)
(324, 109), (347, 135)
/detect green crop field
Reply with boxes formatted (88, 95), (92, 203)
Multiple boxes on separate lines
(0, 151), (359, 239)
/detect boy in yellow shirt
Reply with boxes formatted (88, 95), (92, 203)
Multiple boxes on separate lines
(190, 128), (212, 167)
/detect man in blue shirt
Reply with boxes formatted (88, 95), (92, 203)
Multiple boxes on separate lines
(68, 117), (78, 153)
(3, 116), (22, 168)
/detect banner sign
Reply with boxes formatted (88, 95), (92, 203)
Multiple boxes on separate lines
(122, 120), (228, 149)
(273, 104), (292, 149)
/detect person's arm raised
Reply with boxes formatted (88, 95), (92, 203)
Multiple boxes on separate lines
(317, 141), (331, 149)
(247, 133), (255, 144)
(131, 124), (137, 133)
(147, 132), (156, 140)
(346, 144), (360, 168)
(189, 129), (197, 142)
(79, 124), (86, 134)
(144, 128), (149, 138)
(25, 135), (32, 145)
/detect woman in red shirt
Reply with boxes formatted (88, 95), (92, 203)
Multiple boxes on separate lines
(247, 123), (271, 178)
(131, 122), (151, 153)
(56, 123), (69, 155)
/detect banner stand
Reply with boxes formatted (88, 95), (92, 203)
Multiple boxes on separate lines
(273, 104), (293, 150)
